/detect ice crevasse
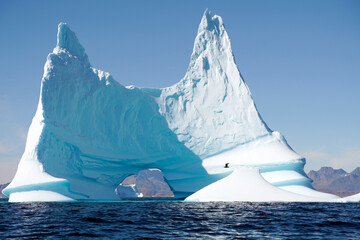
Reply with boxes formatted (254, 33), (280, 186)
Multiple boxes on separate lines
(3, 10), (359, 202)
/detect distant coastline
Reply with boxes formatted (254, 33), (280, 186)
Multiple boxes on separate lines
(308, 166), (360, 197)
(0, 183), (9, 199)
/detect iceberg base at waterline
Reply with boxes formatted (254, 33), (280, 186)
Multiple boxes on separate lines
(339, 193), (360, 202)
(185, 167), (360, 202)
(8, 191), (74, 202)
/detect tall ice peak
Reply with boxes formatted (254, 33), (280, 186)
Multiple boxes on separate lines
(186, 9), (234, 82)
(198, 9), (223, 34)
(56, 22), (88, 61)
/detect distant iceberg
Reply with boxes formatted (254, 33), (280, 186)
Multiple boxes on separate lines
(3, 10), (359, 202)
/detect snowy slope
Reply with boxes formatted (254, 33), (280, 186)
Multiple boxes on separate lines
(4, 10), (355, 202)
(185, 167), (338, 202)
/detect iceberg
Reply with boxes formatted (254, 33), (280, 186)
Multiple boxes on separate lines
(3, 10), (358, 202)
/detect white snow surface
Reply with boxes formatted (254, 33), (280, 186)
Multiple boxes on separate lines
(339, 193), (360, 202)
(279, 185), (339, 199)
(185, 167), (338, 202)
(3, 10), (357, 202)
(9, 191), (74, 202)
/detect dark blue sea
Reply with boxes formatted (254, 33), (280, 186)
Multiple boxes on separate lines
(0, 201), (359, 239)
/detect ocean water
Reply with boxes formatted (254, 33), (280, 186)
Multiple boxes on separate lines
(0, 201), (359, 239)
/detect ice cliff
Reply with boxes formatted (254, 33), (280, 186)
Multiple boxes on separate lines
(3, 10), (359, 202)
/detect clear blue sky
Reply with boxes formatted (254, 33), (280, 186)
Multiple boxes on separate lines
(0, 0), (359, 182)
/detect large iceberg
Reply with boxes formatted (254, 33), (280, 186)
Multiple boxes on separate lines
(3, 10), (359, 202)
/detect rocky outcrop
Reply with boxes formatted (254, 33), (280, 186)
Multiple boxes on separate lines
(121, 169), (174, 198)
(0, 183), (9, 199)
(308, 167), (360, 197)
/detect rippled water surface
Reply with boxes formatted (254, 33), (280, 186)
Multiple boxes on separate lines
(0, 201), (359, 239)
